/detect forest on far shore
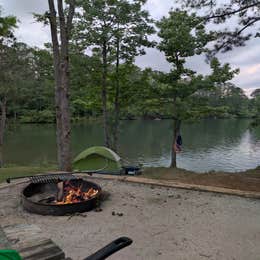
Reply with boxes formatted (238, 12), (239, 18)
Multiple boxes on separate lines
(2, 43), (260, 124)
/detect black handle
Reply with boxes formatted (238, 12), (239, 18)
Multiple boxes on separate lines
(6, 174), (43, 183)
(84, 237), (133, 260)
(6, 175), (29, 183)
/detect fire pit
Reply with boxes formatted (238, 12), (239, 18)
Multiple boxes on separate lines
(21, 178), (101, 216)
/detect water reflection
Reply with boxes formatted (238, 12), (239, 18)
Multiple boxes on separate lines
(4, 119), (260, 172)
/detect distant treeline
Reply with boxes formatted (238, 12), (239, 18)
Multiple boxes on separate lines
(0, 46), (257, 123)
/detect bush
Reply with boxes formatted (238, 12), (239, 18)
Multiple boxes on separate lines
(19, 110), (55, 123)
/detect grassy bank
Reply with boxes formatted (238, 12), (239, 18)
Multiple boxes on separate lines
(0, 166), (55, 183)
(142, 167), (260, 192)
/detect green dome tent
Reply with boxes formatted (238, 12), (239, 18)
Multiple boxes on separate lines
(72, 146), (122, 173)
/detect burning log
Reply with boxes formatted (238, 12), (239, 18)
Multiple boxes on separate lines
(56, 180), (98, 205)
(57, 181), (64, 202)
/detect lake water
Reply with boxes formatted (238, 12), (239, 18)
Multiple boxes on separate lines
(4, 119), (260, 172)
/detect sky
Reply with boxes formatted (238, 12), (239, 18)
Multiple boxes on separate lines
(1, 0), (259, 96)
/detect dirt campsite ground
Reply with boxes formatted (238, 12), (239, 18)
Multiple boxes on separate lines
(0, 178), (260, 260)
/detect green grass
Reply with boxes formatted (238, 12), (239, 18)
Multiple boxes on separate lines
(0, 166), (56, 183)
(141, 166), (260, 192)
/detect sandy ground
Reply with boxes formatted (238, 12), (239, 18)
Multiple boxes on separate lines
(0, 178), (260, 260)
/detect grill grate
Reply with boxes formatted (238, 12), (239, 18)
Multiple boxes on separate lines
(29, 174), (77, 184)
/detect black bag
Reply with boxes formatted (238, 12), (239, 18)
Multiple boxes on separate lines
(176, 135), (182, 146)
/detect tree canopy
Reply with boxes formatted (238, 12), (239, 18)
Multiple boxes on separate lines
(179, 0), (260, 54)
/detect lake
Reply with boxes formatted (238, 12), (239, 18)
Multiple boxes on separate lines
(4, 119), (260, 172)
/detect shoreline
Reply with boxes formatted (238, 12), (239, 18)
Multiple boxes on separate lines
(8, 116), (257, 124)
(141, 166), (260, 193)
(0, 165), (260, 196)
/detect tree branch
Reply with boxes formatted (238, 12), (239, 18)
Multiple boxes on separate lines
(237, 17), (260, 35)
(57, 0), (67, 43)
(48, 0), (60, 60)
(66, 0), (76, 36)
(206, 2), (259, 20)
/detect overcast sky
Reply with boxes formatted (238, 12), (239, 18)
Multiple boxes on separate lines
(1, 0), (259, 96)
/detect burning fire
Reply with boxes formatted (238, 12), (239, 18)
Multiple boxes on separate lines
(56, 181), (98, 205)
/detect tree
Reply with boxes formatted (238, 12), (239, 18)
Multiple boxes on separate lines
(73, 0), (118, 148)
(109, 63), (151, 118)
(19, 48), (55, 123)
(178, 1), (260, 123)
(110, 0), (155, 151)
(251, 88), (260, 98)
(220, 83), (249, 117)
(180, 0), (260, 54)
(45, 0), (76, 171)
(157, 10), (238, 168)
(0, 9), (18, 167)
(0, 45), (15, 167)
(0, 8), (17, 39)
(70, 52), (103, 118)
(251, 88), (260, 127)
(199, 83), (250, 118)
(0, 42), (34, 166)
(74, 0), (154, 150)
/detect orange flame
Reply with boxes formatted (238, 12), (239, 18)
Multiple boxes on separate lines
(56, 181), (98, 205)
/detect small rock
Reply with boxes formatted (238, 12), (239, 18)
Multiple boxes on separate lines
(95, 208), (102, 212)
(199, 253), (212, 258)
(112, 211), (124, 216)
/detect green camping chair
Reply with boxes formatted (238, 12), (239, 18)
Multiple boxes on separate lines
(0, 250), (22, 260)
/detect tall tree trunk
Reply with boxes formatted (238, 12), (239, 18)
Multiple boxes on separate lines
(58, 0), (72, 171)
(48, 0), (63, 170)
(112, 36), (120, 152)
(48, 0), (75, 171)
(0, 98), (7, 168)
(102, 40), (110, 148)
(170, 119), (181, 168)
